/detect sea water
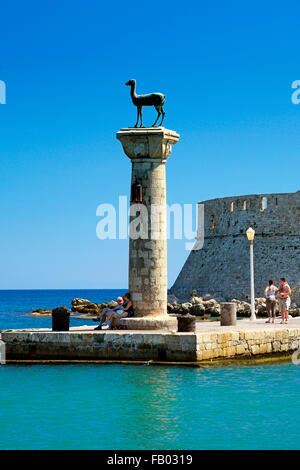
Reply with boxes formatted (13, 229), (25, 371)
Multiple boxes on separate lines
(0, 290), (299, 450)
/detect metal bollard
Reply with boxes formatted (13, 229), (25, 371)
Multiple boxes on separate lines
(52, 307), (70, 331)
(177, 313), (196, 332)
(220, 302), (237, 326)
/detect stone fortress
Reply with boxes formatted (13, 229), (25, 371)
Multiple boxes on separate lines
(171, 190), (300, 305)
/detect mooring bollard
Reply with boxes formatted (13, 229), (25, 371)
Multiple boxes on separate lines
(52, 306), (70, 331)
(220, 302), (237, 326)
(0, 340), (6, 365)
(177, 313), (196, 332)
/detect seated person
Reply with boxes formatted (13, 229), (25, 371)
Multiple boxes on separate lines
(107, 292), (135, 330)
(122, 293), (134, 317)
(94, 297), (124, 330)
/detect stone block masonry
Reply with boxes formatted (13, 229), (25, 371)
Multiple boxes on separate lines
(171, 191), (300, 304)
(2, 320), (300, 363)
(117, 127), (179, 325)
(0, 329), (197, 362)
(196, 327), (300, 360)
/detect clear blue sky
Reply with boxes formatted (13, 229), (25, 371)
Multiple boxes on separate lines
(0, 0), (299, 289)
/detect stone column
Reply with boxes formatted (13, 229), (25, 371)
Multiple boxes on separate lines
(117, 127), (179, 330)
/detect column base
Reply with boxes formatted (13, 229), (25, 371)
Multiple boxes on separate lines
(116, 315), (178, 331)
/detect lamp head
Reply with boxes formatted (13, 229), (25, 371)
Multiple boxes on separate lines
(246, 227), (255, 241)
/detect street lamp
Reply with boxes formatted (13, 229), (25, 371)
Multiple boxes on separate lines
(246, 227), (256, 321)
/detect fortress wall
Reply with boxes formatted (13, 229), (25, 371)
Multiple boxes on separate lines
(171, 191), (300, 303)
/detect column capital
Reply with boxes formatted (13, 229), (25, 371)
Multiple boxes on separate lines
(116, 127), (179, 162)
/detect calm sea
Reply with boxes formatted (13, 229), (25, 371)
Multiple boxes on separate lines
(0, 290), (299, 450)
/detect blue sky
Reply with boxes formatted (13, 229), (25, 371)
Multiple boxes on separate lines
(0, 0), (299, 289)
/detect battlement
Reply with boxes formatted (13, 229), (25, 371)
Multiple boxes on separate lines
(171, 190), (300, 304)
(199, 190), (300, 238)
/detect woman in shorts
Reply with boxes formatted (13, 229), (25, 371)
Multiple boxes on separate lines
(264, 280), (278, 323)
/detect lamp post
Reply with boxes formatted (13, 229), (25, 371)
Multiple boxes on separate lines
(246, 227), (256, 321)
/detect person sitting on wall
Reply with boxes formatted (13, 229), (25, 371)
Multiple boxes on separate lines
(106, 292), (135, 330)
(264, 279), (278, 324)
(94, 297), (124, 330)
(277, 277), (292, 324)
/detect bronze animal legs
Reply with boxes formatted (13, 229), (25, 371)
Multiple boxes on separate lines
(134, 107), (140, 127)
(152, 106), (165, 127)
(135, 105), (165, 128)
(139, 107), (143, 127)
(152, 108), (161, 127)
(159, 109), (165, 126)
(134, 107), (143, 128)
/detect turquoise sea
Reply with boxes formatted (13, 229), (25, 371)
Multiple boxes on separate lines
(0, 290), (299, 450)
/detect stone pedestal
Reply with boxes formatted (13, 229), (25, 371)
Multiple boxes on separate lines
(220, 302), (237, 326)
(116, 127), (179, 330)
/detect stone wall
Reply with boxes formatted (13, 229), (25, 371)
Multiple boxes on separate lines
(1, 330), (197, 362)
(196, 328), (300, 360)
(2, 327), (300, 363)
(171, 191), (300, 304)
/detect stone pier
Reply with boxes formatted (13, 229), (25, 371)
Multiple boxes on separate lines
(117, 127), (179, 330)
(2, 318), (300, 362)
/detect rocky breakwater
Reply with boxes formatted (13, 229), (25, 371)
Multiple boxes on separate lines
(70, 298), (118, 318)
(167, 294), (300, 318)
(30, 298), (118, 319)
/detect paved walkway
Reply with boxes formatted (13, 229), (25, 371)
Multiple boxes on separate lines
(195, 317), (300, 333)
(5, 317), (300, 335)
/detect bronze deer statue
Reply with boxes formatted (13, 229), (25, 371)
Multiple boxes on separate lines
(125, 79), (166, 128)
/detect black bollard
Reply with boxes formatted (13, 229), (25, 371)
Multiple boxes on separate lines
(177, 313), (196, 332)
(52, 306), (70, 331)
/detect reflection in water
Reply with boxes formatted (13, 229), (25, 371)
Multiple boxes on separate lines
(0, 362), (299, 450)
(125, 367), (181, 446)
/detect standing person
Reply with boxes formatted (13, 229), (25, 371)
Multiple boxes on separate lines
(264, 280), (278, 323)
(277, 278), (292, 324)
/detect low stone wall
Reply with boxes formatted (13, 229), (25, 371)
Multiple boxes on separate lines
(1, 326), (300, 363)
(0, 330), (197, 362)
(196, 328), (300, 360)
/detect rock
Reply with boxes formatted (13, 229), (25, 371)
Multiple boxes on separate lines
(168, 301), (181, 313)
(32, 308), (52, 314)
(31, 308), (52, 316)
(71, 298), (91, 312)
(167, 302), (175, 313)
(189, 296), (203, 304)
(76, 303), (100, 315)
(238, 301), (251, 316)
(255, 298), (267, 316)
(202, 299), (220, 315)
(181, 302), (193, 314)
(230, 299), (252, 317)
(290, 307), (300, 317)
(203, 293), (212, 300)
(71, 298), (101, 315)
(189, 303), (205, 316)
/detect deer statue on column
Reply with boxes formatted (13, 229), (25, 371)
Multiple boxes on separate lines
(125, 79), (166, 128)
